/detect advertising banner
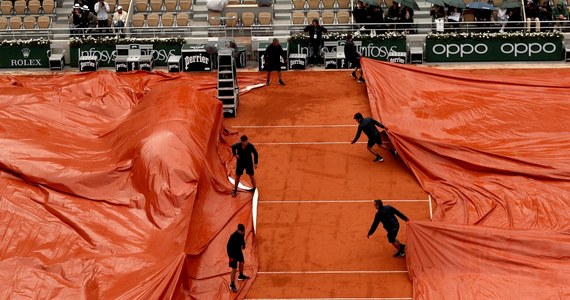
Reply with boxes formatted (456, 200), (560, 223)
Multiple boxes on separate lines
(288, 39), (406, 62)
(0, 46), (50, 68)
(70, 44), (182, 67)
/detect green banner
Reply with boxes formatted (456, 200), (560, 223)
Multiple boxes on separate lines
(0, 46), (50, 68)
(70, 44), (182, 67)
(288, 39), (406, 61)
(425, 38), (564, 62)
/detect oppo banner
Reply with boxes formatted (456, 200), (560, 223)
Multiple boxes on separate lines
(425, 38), (564, 62)
(288, 39), (406, 61)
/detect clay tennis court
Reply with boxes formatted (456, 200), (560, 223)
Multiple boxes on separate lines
(224, 71), (430, 299)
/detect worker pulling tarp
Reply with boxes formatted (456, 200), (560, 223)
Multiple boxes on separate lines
(361, 59), (570, 299)
(0, 71), (264, 299)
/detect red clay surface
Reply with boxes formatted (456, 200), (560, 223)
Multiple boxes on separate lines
(224, 71), (430, 299)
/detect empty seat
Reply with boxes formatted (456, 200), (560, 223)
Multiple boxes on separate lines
(135, 0), (148, 12)
(208, 11), (221, 25)
(131, 13), (145, 27)
(0, 16), (8, 29)
(258, 11), (271, 25)
(150, 0), (163, 11)
(28, 0), (41, 15)
(118, 0), (130, 11)
(336, 10), (349, 23)
(179, 0), (192, 11)
(243, 0), (257, 4)
(146, 12), (159, 26)
(23, 16), (35, 29)
(307, 0), (320, 10)
(321, 10), (334, 24)
(9, 16), (22, 29)
(336, 0), (349, 9)
(306, 10), (319, 22)
(1, 2), (13, 16)
(164, 0), (176, 11)
(176, 12), (189, 26)
(13, 1), (26, 15)
(322, 0), (334, 9)
(42, 0), (55, 14)
(292, 11), (304, 24)
(293, 0), (305, 9)
(37, 15), (50, 28)
(228, 0), (240, 4)
(241, 11), (254, 26)
(162, 11), (174, 26)
(225, 12), (238, 27)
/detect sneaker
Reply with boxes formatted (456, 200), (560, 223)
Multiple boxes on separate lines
(390, 150), (398, 159)
(231, 190), (238, 197)
(278, 80), (286, 86)
(238, 274), (250, 281)
(351, 71), (357, 78)
(229, 283), (238, 293)
(266, 80), (270, 86)
(358, 77), (366, 83)
(393, 251), (406, 257)
(400, 244), (406, 253)
(373, 156), (384, 162)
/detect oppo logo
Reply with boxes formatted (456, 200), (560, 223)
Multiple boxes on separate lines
(432, 42), (557, 58)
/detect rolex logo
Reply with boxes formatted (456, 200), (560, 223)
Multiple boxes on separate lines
(22, 48), (30, 58)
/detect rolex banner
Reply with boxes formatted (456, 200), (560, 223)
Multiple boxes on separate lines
(0, 46), (50, 68)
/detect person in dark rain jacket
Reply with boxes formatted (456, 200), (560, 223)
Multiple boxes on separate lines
(231, 135), (259, 197)
(263, 38), (287, 86)
(351, 112), (397, 162)
(227, 224), (250, 293)
(367, 199), (410, 257)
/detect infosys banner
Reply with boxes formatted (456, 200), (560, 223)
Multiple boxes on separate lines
(0, 46), (50, 68)
(288, 39), (406, 61)
(70, 44), (182, 67)
(425, 38), (564, 62)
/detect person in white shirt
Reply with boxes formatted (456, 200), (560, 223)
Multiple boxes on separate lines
(113, 5), (127, 36)
(94, 0), (110, 33)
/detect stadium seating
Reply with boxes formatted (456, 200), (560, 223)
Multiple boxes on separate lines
(162, 12), (174, 26)
(321, 10), (334, 24)
(225, 11), (238, 27)
(292, 11), (305, 24)
(176, 12), (189, 26)
(23, 15), (36, 29)
(241, 11), (254, 26)
(9, 16), (22, 29)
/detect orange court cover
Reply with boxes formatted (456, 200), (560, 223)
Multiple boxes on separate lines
(0, 71), (264, 299)
(362, 59), (570, 299)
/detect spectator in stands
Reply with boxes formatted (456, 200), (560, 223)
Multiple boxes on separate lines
(430, 4), (445, 32)
(525, 0), (540, 32)
(386, 2), (401, 29)
(369, 5), (384, 33)
(475, 7), (492, 29)
(304, 18), (327, 66)
(400, 6), (414, 32)
(497, 7), (509, 32)
(447, 6), (462, 31)
(80, 5), (97, 35)
(353, 1), (368, 30)
(94, 0), (110, 34)
(507, 7), (522, 29)
(112, 5), (127, 37)
(552, 1), (568, 31)
(263, 38), (287, 86)
(69, 3), (82, 35)
(539, 1), (553, 31)
(345, 34), (364, 83)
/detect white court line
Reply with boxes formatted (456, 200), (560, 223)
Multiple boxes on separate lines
(258, 199), (429, 204)
(231, 125), (354, 128)
(257, 270), (408, 275)
(257, 141), (365, 145)
(247, 298), (412, 300)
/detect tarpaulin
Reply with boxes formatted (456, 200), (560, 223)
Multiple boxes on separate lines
(0, 71), (264, 299)
(362, 59), (570, 299)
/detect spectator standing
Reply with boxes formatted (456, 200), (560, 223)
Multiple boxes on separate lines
(386, 1), (401, 29)
(539, 1), (553, 31)
(524, 0), (540, 32)
(447, 6), (462, 31)
(69, 3), (82, 35)
(80, 5), (97, 35)
(430, 4), (445, 32)
(263, 38), (287, 86)
(400, 5), (414, 32)
(304, 18), (327, 66)
(227, 224), (250, 293)
(353, 0), (368, 30)
(94, 0), (110, 33)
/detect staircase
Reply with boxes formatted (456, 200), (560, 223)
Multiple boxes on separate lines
(415, 0), (432, 34)
(272, 0), (291, 36)
(192, 0), (209, 36)
(53, 0), (71, 40)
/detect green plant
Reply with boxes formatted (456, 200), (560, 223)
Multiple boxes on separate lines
(0, 38), (50, 47)
(426, 31), (563, 41)
(289, 31), (407, 44)
(69, 36), (186, 47)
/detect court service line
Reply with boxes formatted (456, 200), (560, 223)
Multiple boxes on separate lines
(256, 141), (365, 145)
(257, 270), (408, 275)
(231, 125), (354, 128)
(258, 199), (429, 204)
